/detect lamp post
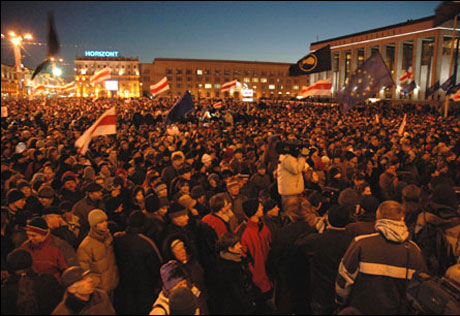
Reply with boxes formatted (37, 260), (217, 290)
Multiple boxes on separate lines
(5, 31), (33, 98)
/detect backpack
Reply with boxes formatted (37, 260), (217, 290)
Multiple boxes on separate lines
(415, 212), (460, 277)
(407, 272), (460, 315)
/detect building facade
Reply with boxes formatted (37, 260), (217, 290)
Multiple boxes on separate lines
(1, 63), (17, 98)
(140, 58), (309, 99)
(74, 52), (140, 98)
(309, 16), (460, 101)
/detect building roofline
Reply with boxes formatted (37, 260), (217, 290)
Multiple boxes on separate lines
(152, 57), (291, 66)
(311, 15), (435, 46)
(75, 56), (139, 61)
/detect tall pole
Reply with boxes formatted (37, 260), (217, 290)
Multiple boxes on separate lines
(444, 15), (458, 118)
(13, 42), (23, 98)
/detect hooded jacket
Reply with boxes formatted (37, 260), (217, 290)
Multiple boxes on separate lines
(335, 219), (426, 315)
(277, 154), (305, 196)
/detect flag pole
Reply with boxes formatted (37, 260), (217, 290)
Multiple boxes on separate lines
(444, 15), (458, 118)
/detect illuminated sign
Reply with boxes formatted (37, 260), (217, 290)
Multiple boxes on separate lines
(105, 80), (119, 91)
(85, 51), (119, 57)
(242, 89), (254, 102)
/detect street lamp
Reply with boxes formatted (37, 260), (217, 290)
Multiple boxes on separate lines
(3, 31), (33, 98)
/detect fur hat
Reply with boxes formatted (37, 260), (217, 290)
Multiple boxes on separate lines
(243, 199), (260, 218)
(25, 217), (49, 236)
(88, 209), (108, 227)
(160, 260), (187, 296)
(7, 189), (25, 205)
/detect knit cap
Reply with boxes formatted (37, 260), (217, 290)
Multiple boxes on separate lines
(88, 209), (108, 227)
(7, 189), (25, 204)
(170, 286), (198, 315)
(145, 193), (160, 213)
(168, 202), (188, 219)
(38, 185), (55, 198)
(178, 194), (197, 210)
(25, 217), (49, 236)
(160, 260), (187, 296)
(243, 199), (260, 218)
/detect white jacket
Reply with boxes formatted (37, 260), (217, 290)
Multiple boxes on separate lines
(277, 154), (306, 196)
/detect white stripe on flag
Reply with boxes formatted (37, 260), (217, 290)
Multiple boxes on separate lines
(90, 68), (111, 83)
(213, 102), (222, 109)
(75, 107), (117, 155)
(150, 77), (170, 96)
(398, 114), (407, 136)
(221, 80), (238, 92)
(300, 78), (332, 97)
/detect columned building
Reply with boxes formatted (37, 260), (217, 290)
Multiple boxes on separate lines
(140, 58), (309, 99)
(309, 16), (460, 101)
(74, 52), (140, 98)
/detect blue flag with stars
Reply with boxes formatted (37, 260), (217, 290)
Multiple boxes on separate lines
(338, 51), (394, 112)
(164, 90), (194, 125)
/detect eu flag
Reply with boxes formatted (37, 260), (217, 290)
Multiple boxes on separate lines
(338, 52), (394, 112)
(289, 45), (331, 76)
(165, 90), (194, 125)
(425, 81), (440, 99)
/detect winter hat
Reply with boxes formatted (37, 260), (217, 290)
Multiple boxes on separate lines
(16, 180), (31, 190)
(7, 189), (25, 205)
(169, 286), (198, 315)
(191, 186), (205, 199)
(329, 167), (341, 179)
(7, 248), (32, 273)
(338, 188), (360, 209)
(327, 205), (351, 228)
(154, 182), (168, 195)
(62, 266), (91, 289)
(359, 195), (379, 214)
(128, 211), (146, 228)
(201, 153), (212, 165)
(263, 199), (278, 214)
(243, 199), (260, 218)
(38, 185), (55, 198)
(171, 151), (185, 161)
(178, 194), (197, 210)
(25, 217), (49, 236)
(85, 182), (103, 193)
(59, 200), (73, 213)
(178, 165), (192, 175)
(88, 209), (108, 227)
(83, 166), (96, 179)
(145, 193), (160, 213)
(168, 202), (188, 219)
(62, 175), (77, 185)
(256, 161), (267, 170)
(226, 177), (240, 189)
(160, 260), (187, 296)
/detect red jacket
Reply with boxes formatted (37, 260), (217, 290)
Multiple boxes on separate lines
(202, 214), (229, 239)
(235, 219), (273, 293)
(20, 233), (68, 282)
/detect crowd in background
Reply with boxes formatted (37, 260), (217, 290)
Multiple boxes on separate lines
(1, 95), (459, 315)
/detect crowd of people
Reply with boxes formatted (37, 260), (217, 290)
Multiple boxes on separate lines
(1, 95), (459, 315)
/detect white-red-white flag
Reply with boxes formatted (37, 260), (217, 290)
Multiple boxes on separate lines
(150, 77), (170, 96)
(213, 101), (223, 109)
(449, 89), (460, 102)
(75, 107), (116, 155)
(61, 82), (76, 92)
(221, 80), (238, 92)
(299, 78), (332, 98)
(33, 84), (46, 95)
(398, 114), (407, 136)
(399, 70), (413, 85)
(90, 67), (111, 83)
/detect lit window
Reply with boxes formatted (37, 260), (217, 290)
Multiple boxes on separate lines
(214, 84), (221, 89)
(293, 86), (299, 90)
(261, 78), (267, 83)
(205, 83), (212, 89)
(244, 78), (250, 83)
(252, 78), (259, 82)
(197, 69), (202, 75)
(269, 85), (275, 90)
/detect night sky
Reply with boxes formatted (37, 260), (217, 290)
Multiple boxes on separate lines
(1, 1), (439, 81)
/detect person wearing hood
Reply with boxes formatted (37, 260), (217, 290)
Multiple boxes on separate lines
(335, 201), (426, 315)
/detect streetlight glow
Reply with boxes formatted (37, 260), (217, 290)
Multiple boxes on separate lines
(53, 67), (62, 77)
